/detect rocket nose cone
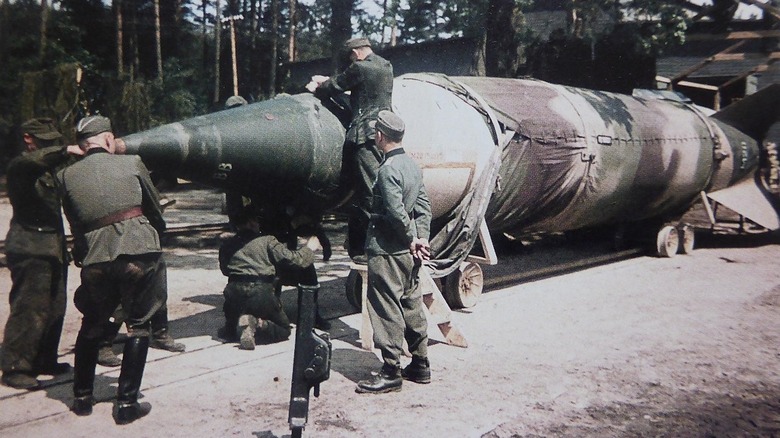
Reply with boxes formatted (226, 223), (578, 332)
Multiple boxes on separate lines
(120, 124), (186, 173)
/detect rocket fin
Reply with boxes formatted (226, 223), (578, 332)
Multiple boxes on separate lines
(707, 173), (780, 230)
(711, 84), (780, 142)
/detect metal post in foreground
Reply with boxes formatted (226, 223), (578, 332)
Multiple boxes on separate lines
(288, 283), (331, 438)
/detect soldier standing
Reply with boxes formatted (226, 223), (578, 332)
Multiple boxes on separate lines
(356, 110), (433, 394)
(218, 205), (322, 350)
(1, 118), (81, 390)
(58, 116), (166, 424)
(306, 37), (394, 262)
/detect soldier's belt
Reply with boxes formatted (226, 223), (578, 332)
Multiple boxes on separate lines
(83, 206), (143, 232)
(228, 274), (275, 283)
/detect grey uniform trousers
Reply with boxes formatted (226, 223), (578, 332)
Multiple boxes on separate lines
(1, 255), (66, 373)
(366, 253), (428, 369)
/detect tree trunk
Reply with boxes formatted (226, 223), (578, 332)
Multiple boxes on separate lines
(154, 0), (163, 82)
(329, 0), (352, 74)
(484, 0), (519, 77)
(1, 0), (10, 65)
(268, 0), (278, 97)
(201, 0), (209, 73)
(116, 0), (124, 77)
(131, 3), (139, 81)
(214, 0), (222, 104)
(39, 0), (48, 61)
(249, 0), (258, 97)
(288, 0), (296, 62)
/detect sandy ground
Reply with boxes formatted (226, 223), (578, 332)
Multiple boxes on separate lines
(0, 186), (779, 437)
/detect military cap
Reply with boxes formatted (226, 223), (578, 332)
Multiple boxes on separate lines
(344, 37), (371, 50)
(76, 115), (112, 140)
(371, 110), (405, 140)
(225, 95), (248, 109)
(21, 117), (62, 140)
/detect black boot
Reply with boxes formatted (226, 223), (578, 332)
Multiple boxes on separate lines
(401, 356), (431, 384)
(356, 365), (402, 394)
(71, 334), (99, 416)
(114, 337), (152, 425)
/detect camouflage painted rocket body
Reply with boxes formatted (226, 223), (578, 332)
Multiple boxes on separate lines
(120, 73), (775, 239)
(455, 77), (761, 235)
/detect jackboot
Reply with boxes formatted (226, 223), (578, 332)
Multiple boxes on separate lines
(114, 337), (152, 425)
(71, 335), (100, 416)
(356, 365), (402, 394)
(401, 356), (431, 384)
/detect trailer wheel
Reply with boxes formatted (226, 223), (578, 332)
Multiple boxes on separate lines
(656, 225), (679, 258)
(678, 224), (695, 254)
(344, 270), (362, 310)
(444, 262), (484, 309)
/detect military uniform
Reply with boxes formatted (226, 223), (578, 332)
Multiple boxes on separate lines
(58, 115), (167, 423)
(219, 227), (315, 349)
(315, 48), (394, 257)
(2, 143), (75, 389)
(365, 146), (432, 372)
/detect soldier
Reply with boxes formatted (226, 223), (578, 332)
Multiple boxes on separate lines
(58, 115), (166, 424)
(356, 110), (433, 394)
(263, 207), (332, 330)
(306, 37), (394, 262)
(1, 118), (81, 390)
(218, 204), (322, 350)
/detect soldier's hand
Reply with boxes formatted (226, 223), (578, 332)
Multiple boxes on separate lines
(410, 238), (431, 261)
(305, 236), (322, 252)
(305, 75), (329, 92)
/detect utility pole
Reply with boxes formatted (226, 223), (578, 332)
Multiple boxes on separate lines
(221, 14), (243, 97)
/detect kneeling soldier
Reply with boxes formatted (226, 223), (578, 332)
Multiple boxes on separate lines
(219, 205), (322, 350)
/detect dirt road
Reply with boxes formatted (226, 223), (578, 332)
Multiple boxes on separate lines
(0, 187), (779, 437)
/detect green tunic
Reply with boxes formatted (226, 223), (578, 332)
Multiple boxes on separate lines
(58, 149), (165, 266)
(316, 53), (394, 145)
(5, 146), (74, 260)
(366, 148), (432, 255)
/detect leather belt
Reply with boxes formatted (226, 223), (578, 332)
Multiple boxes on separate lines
(228, 274), (275, 283)
(83, 206), (143, 232)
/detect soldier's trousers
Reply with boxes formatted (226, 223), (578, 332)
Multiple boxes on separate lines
(75, 253), (167, 342)
(223, 281), (291, 343)
(1, 254), (66, 373)
(366, 253), (428, 369)
(347, 140), (382, 256)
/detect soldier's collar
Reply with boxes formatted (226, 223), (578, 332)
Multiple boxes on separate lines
(385, 148), (405, 159)
(85, 148), (110, 156)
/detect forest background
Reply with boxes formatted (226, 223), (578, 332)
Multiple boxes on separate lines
(0, 0), (764, 167)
